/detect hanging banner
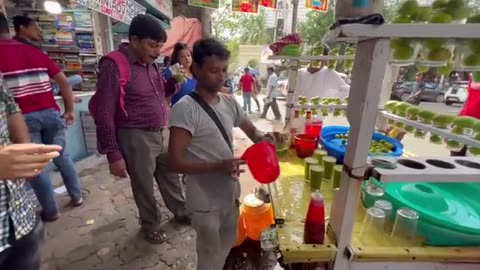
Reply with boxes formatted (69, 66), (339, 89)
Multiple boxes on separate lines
(232, 0), (259, 13)
(259, 0), (277, 9)
(188, 0), (220, 9)
(144, 0), (173, 18)
(74, 0), (146, 24)
(306, 0), (328, 12)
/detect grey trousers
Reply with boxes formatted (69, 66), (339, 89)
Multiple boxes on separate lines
(261, 98), (281, 119)
(192, 205), (239, 270)
(118, 128), (186, 233)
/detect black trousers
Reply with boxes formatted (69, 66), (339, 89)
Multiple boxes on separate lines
(0, 219), (44, 270)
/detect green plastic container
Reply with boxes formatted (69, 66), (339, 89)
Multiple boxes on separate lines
(361, 179), (480, 246)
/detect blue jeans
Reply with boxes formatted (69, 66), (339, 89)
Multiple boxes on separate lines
(243, 92), (252, 112)
(52, 75), (83, 95)
(24, 109), (82, 216)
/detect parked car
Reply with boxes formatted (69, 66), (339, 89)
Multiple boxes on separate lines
(391, 82), (445, 103)
(444, 83), (469, 106)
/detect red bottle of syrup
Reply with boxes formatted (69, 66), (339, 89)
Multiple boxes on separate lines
(304, 191), (325, 244)
(305, 111), (323, 143)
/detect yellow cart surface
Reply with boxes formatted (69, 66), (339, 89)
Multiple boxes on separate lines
(270, 150), (480, 266)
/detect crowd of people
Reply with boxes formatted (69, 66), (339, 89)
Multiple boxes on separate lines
(0, 12), (274, 270)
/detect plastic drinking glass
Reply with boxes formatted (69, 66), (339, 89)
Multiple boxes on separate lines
(374, 200), (393, 232)
(390, 208), (419, 246)
(332, 165), (343, 189)
(309, 165), (324, 191)
(362, 180), (385, 208)
(322, 156), (337, 181)
(313, 149), (328, 163)
(359, 207), (386, 246)
(304, 157), (319, 181)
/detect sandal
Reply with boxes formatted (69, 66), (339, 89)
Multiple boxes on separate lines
(143, 230), (168, 244)
(70, 197), (84, 207)
(41, 212), (60, 222)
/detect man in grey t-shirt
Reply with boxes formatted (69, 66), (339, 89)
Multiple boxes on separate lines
(168, 38), (269, 270)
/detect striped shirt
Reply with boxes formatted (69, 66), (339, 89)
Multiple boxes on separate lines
(0, 38), (61, 114)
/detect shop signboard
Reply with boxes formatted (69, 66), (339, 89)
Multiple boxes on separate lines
(259, 0), (277, 9)
(232, 0), (259, 13)
(188, 0), (220, 10)
(144, 0), (173, 18)
(306, 0), (329, 12)
(74, 0), (146, 24)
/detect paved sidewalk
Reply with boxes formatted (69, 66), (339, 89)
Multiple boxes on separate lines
(40, 112), (283, 270)
(40, 158), (197, 270)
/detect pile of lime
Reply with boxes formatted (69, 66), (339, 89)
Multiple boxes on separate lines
(420, 0), (472, 64)
(280, 44), (301, 56)
(369, 140), (395, 154)
(298, 96), (308, 116)
(328, 48), (339, 69)
(334, 133), (394, 154)
(461, 14), (480, 67)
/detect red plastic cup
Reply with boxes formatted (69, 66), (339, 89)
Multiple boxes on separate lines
(241, 142), (280, 184)
(294, 134), (317, 158)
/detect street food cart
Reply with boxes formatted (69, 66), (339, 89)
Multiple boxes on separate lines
(267, 22), (480, 270)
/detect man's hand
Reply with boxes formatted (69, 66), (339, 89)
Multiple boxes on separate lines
(109, 159), (128, 178)
(0, 143), (62, 180)
(217, 158), (246, 179)
(62, 111), (75, 126)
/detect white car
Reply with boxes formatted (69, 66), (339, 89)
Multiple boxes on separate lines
(444, 84), (468, 106)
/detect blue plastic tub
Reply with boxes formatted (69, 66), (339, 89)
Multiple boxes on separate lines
(319, 126), (403, 164)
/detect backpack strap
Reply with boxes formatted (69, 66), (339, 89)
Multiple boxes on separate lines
(104, 51), (130, 117)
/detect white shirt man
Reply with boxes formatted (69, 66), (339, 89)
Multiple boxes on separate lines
(260, 67), (282, 120)
(295, 66), (350, 100)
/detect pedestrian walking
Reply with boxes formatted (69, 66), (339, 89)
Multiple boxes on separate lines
(260, 67), (282, 120)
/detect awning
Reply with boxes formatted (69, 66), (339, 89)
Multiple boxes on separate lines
(112, 15), (170, 34)
(137, 0), (172, 25)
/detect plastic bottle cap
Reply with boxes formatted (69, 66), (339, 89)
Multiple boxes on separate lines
(243, 194), (264, 208)
(311, 191), (324, 201)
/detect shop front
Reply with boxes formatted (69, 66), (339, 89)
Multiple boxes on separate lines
(2, 0), (172, 162)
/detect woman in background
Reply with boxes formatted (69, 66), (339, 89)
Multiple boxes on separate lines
(164, 43), (197, 106)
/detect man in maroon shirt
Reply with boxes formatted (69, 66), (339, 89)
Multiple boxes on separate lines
(94, 14), (187, 244)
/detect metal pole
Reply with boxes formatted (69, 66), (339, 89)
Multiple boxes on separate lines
(273, 2), (279, 41)
(291, 0), (299, 33)
(285, 59), (299, 126)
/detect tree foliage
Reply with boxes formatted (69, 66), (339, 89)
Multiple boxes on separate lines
(298, 0), (404, 46)
(298, 2), (335, 46)
(212, 5), (274, 45)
